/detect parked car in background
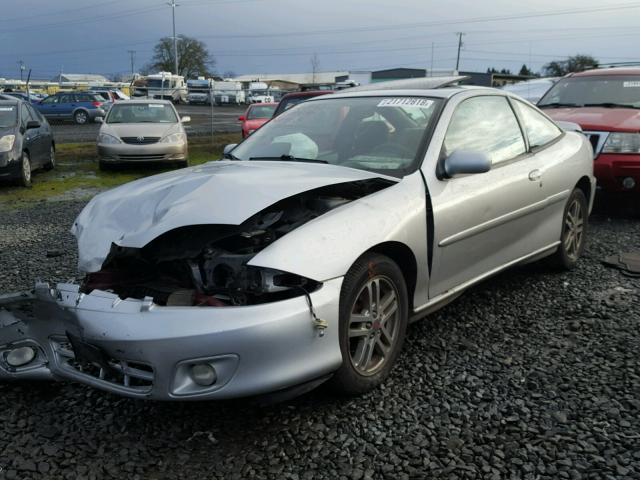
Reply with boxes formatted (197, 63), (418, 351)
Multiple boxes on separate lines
(500, 77), (557, 103)
(0, 91), (44, 105)
(272, 90), (333, 117)
(96, 99), (189, 170)
(239, 102), (277, 138)
(90, 88), (130, 102)
(0, 99), (55, 186)
(539, 68), (640, 194)
(0, 78), (595, 400)
(36, 91), (108, 124)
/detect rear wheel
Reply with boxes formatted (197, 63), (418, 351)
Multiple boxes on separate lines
(74, 110), (88, 125)
(18, 152), (32, 187)
(330, 253), (408, 395)
(44, 144), (55, 170)
(549, 188), (588, 269)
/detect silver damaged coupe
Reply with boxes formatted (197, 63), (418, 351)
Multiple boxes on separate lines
(0, 78), (595, 400)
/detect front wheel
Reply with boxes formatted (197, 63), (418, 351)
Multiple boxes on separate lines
(19, 152), (32, 187)
(549, 188), (588, 269)
(329, 253), (408, 395)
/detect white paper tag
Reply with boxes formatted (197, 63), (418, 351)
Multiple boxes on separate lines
(0, 107), (15, 111)
(377, 98), (434, 108)
(149, 104), (164, 108)
(623, 81), (640, 87)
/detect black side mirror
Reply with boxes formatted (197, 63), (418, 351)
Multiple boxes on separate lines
(26, 120), (40, 130)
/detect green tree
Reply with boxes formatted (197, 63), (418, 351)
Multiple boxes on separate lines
(148, 35), (215, 78)
(543, 54), (598, 76)
(518, 64), (534, 76)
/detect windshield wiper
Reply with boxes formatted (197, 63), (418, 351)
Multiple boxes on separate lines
(583, 102), (640, 109)
(538, 102), (580, 109)
(249, 155), (328, 164)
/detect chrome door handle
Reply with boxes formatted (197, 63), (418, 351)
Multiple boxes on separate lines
(528, 169), (541, 181)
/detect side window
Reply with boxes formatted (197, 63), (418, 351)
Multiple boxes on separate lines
(59, 94), (73, 104)
(20, 104), (32, 127)
(444, 96), (526, 165)
(513, 100), (562, 149)
(42, 95), (59, 104)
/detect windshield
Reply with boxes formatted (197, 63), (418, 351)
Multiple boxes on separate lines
(539, 75), (640, 108)
(0, 105), (17, 128)
(232, 96), (442, 177)
(247, 104), (276, 119)
(106, 103), (178, 124)
(147, 79), (177, 89)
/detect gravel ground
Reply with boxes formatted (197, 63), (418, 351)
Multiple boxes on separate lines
(0, 200), (639, 480)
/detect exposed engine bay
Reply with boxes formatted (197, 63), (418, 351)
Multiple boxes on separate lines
(81, 178), (394, 306)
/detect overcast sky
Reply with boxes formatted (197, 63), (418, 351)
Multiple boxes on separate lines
(2, 0), (639, 80)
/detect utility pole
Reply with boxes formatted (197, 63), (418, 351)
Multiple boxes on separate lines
(168, 0), (179, 75)
(455, 32), (465, 72)
(429, 42), (434, 77)
(18, 60), (25, 82)
(128, 50), (136, 76)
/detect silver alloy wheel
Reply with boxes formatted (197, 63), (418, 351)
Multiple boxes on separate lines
(22, 154), (31, 183)
(564, 198), (584, 261)
(348, 276), (400, 376)
(75, 111), (88, 124)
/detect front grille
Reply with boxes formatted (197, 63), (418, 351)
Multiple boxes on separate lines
(117, 153), (168, 161)
(51, 337), (154, 392)
(121, 136), (160, 145)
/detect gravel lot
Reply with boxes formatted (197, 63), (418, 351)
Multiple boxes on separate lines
(49, 104), (244, 143)
(0, 200), (639, 480)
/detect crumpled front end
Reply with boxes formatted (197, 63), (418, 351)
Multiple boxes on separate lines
(0, 279), (343, 400)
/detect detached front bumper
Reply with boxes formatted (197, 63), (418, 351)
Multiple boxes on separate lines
(0, 279), (343, 400)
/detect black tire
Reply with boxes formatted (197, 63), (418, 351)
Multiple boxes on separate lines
(18, 151), (32, 187)
(329, 253), (408, 395)
(176, 160), (189, 168)
(549, 188), (588, 269)
(44, 144), (55, 171)
(74, 110), (89, 125)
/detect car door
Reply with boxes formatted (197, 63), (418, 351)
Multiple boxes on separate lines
(425, 94), (555, 297)
(37, 95), (60, 118)
(20, 103), (43, 163)
(26, 103), (50, 165)
(57, 94), (75, 119)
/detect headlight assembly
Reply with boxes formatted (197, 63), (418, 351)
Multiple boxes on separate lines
(602, 132), (640, 154)
(160, 132), (186, 144)
(97, 133), (122, 145)
(0, 134), (16, 153)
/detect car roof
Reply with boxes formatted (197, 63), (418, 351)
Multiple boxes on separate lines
(281, 90), (333, 99)
(0, 98), (20, 105)
(249, 102), (278, 107)
(571, 67), (640, 77)
(112, 99), (174, 105)
(314, 86), (493, 101)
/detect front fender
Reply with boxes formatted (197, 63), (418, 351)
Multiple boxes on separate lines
(249, 171), (430, 305)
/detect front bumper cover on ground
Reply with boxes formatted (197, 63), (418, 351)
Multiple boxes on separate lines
(0, 279), (343, 400)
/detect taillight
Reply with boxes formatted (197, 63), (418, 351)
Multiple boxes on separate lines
(92, 101), (102, 107)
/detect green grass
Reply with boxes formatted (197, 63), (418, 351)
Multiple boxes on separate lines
(0, 133), (242, 208)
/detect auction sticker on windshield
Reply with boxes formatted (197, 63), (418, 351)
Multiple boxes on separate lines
(623, 81), (640, 88)
(0, 107), (15, 111)
(377, 98), (433, 108)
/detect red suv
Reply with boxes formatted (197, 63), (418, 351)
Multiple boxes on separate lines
(539, 68), (640, 194)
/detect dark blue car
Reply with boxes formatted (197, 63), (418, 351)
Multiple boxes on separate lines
(36, 91), (108, 124)
(0, 91), (43, 105)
